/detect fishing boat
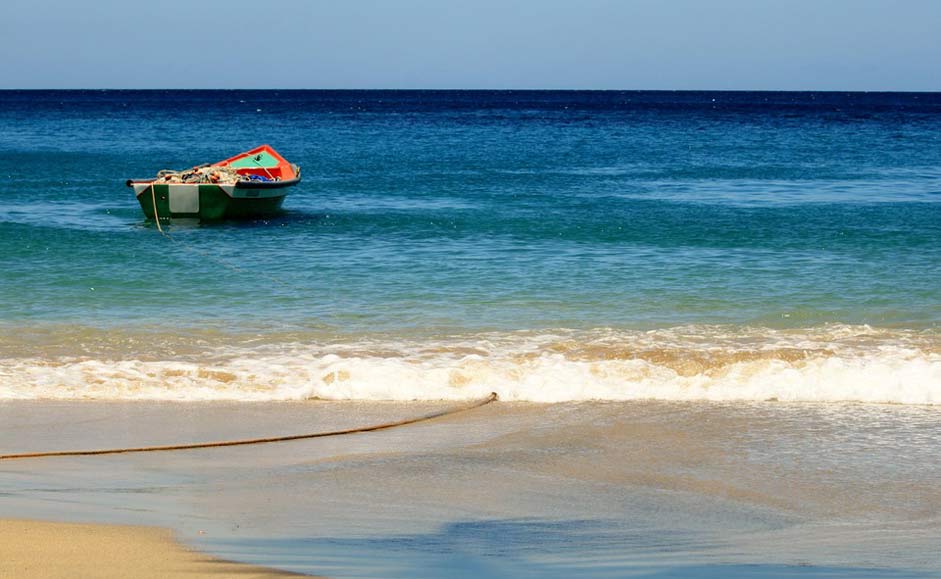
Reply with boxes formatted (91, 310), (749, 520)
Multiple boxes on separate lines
(127, 145), (301, 221)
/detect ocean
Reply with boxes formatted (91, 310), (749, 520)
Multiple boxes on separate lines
(1, 90), (940, 577)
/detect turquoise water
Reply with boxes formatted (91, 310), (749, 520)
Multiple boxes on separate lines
(1, 91), (940, 402)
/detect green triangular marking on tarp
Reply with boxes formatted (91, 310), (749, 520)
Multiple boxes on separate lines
(229, 151), (279, 168)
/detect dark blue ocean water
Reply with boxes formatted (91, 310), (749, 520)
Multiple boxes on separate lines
(1, 91), (940, 402)
(2, 90), (939, 332)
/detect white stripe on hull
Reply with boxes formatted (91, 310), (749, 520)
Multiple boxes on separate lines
(132, 182), (286, 199)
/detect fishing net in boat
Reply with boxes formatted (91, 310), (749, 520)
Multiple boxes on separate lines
(156, 166), (241, 184)
(155, 165), (277, 184)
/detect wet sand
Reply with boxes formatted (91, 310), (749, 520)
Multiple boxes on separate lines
(0, 518), (310, 578)
(1, 400), (940, 577)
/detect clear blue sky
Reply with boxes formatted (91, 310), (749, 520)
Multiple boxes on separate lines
(2, 0), (938, 90)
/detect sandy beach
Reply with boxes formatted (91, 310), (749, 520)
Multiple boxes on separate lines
(0, 518), (310, 578)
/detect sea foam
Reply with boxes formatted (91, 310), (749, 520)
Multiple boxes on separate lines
(2, 326), (940, 404)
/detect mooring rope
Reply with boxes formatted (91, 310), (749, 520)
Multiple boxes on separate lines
(147, 183), (295, 290)
(28, 188), (498, 464)
(150, 183), (164, 234)
(0, 393), (498, 461)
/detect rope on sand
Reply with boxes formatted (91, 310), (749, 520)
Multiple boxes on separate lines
(0, 393), (498, 461)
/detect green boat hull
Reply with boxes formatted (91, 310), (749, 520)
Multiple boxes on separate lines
(132, 183), (290, 221)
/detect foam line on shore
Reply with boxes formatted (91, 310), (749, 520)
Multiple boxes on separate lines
(2, 325), (939, 404)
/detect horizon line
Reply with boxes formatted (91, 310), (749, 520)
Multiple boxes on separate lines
(2, 88), (940, 93)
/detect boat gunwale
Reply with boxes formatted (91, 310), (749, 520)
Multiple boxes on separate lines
(126, 175), (301, 193)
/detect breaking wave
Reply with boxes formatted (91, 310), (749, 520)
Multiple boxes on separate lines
(2, 325), (940, 404)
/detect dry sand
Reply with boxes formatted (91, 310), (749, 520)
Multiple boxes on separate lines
(0, 519), (313, 578)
